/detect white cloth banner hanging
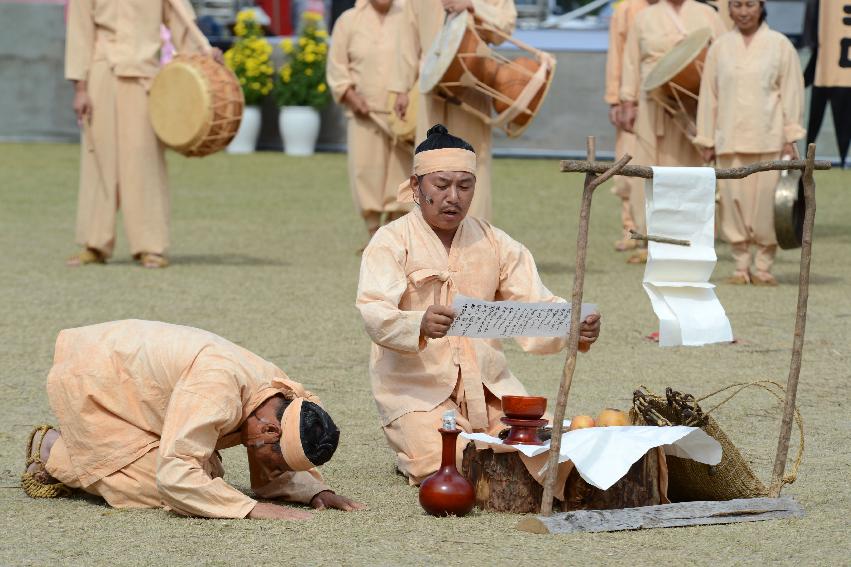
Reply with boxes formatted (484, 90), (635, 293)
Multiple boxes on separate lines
(642, 167), (733, 346)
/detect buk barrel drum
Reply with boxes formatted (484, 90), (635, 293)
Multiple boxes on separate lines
(642, 27), (712, 139)
(149, 54), (244, 157)
(419, 11), (556, 138)
(385, 86), (418, 144)
(773, 165), (804, 250)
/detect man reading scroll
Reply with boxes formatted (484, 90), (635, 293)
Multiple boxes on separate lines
(356, 125), (602, 484)
(22, 320), (365, 519)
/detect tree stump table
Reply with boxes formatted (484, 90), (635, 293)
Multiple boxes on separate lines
(460, 442), (663, 513)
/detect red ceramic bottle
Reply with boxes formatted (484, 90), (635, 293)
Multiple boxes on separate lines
(418, 411), (475, 517)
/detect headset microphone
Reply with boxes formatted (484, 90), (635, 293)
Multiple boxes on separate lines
(418, 186), (434, 205)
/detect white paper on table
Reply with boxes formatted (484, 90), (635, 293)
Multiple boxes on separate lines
(462, 425), (721, 491)
(447, 295), (597, 338)
(642, 167), (733, 346)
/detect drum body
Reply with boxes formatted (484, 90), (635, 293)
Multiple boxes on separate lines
(149, 54), (244, 157)
(642, 28), (712, 137)
(419, 12), (555, 138)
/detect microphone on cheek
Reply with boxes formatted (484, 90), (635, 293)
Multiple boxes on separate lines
(419, 186), (434, 205)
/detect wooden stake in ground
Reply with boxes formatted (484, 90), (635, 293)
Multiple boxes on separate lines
(769, 143), (818, 496)
(538, 138), (631, 515)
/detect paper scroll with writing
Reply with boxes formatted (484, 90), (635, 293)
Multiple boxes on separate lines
(447, 295), (596, 338)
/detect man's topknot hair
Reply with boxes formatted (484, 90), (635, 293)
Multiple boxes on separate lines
(415, 123), (475, 154)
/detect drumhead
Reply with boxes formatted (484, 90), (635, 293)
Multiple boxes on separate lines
(386, 87), (418, 140)
(149, 60), (213, 150)
(643, 27), (712, 92)
(420, 11), (468, 93)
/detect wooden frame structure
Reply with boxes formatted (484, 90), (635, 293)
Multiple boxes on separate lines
(532, 138), (831, 529)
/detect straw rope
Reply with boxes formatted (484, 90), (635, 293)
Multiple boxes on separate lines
(21, 424), (71, 499)
(697, 381), (804, 485)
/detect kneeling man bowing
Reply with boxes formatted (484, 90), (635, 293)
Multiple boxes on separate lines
(22, 319), (364, 519)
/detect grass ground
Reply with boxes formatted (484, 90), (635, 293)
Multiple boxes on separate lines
(0, 144), (849, 566)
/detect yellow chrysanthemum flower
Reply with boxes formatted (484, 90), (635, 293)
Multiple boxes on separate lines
(317, 83), (326, 93)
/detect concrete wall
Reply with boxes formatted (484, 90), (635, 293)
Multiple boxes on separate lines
(0, 4), (842, 161)
(0, 4), (78, 141)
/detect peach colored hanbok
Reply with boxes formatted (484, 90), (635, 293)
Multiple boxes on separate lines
(620, 0), (726, 233)
(356, 208), (568, 483)
(65, 0), (208, 258)
(694, 24), (805, 277)
(326, 0), (413, 234)
(44, 320), (329, 518)
(389, 0), (517, 222)
(605, 0), (651, 238)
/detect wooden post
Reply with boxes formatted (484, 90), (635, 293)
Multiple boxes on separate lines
(769, 143), (817, 496)
(539, 138), (632, 515)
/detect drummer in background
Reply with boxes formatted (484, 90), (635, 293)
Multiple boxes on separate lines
(619, 0), (726, 263)
(327, 0), (413, 246)
(693, 0), (805, 286)
(604, 0), (657, 252)
(389, 0), (517, 222)
(65, 0), (221, 269)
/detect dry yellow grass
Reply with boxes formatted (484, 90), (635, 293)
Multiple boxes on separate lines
(0, 144), (849, 566)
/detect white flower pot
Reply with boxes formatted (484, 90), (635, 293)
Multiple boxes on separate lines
(279, 106), (320, 156)
(226, 105), (262, 154)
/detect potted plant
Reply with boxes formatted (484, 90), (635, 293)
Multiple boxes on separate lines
(274, 11), (331, 156)
(224, 10), (274, 154)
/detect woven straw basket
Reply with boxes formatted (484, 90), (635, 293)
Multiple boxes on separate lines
(631, 382), (804, 502)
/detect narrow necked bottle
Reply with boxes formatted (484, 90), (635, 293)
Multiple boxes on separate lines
(418, 410), (475, 517)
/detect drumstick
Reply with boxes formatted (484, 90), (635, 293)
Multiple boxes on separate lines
(82, 120), (110, 202)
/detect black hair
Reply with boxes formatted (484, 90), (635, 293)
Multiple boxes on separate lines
(415, 124), (475, 154)
(274, 398), (340, 466)
(727, 0), (768, 25)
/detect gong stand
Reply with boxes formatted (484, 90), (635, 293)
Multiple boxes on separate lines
(532, 140), (830, 532)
